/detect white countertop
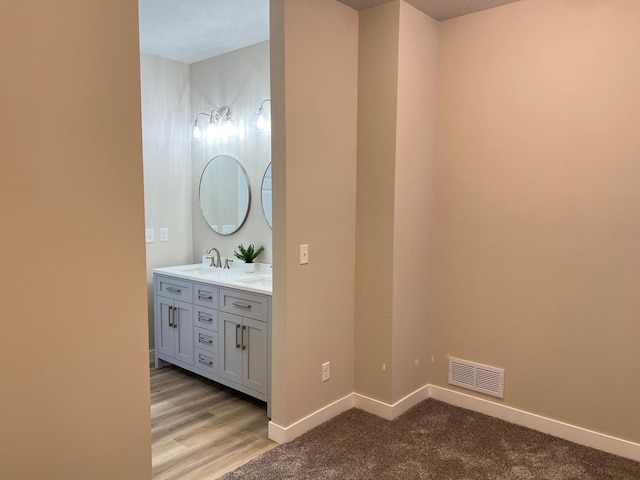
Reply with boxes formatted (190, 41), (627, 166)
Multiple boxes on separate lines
(153, 263), (272, 296)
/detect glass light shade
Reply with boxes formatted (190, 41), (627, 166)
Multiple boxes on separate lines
(256, 113), (268, 131)
(206, 122), (218, 142)
(222, 119), (235, 138)
(193, 124), (202, 140)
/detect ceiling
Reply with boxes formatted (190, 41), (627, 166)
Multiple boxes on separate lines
(338, 0), (522, 20)
(138, 0), (522, 64)
(138, 0), (269, 64)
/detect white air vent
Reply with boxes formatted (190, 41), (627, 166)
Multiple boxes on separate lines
(448, 357), (504, 399)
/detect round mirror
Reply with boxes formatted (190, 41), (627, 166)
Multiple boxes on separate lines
(199, 155), (251, 235)
(261, 163), (272, 228)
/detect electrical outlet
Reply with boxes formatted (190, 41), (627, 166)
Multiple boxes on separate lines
(145, 229), (155, 243)
(159, 227), (168, 242)
(322, 362), (330, 382)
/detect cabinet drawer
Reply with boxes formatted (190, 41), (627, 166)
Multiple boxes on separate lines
(195, 348), (218, 375)
(194, 306), (218, 332)
(155, 275), (192, 302)
(195, 326), (218, 353)
(219, 288), (268, 322)
(194, 283), (218, 309)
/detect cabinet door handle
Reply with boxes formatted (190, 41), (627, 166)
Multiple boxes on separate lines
(242, 325), (247, 350)
(235, 324), (241, 349)
(168, 306), (174, 328)
(173, 307), (178, 328)
(198, 334), (213, 345)
(166, 287), (182, 293)
(198, 294), (213, 300)
(231, 301), (251, 309)
(198, 355), (213, 367)
(198, 315), (213, 323)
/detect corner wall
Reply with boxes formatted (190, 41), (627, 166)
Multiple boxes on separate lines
(354, 0), (399, 404)
(433, 0), (640, 443)
(391, 1), (438, 401)
(270, 0), (358, 428)
(355, 0), (438, 405)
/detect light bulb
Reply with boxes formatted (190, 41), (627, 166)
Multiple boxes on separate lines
(206, 122), (217, 142)
(222, 118), (235, 138)
(192, 124), (201, 140)
(256, 113), (267, 131)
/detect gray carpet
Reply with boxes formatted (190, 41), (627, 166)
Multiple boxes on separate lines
(220, 399), (640, 479)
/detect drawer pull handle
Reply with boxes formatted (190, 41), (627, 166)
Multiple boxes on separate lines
(198, 335), (213, 345)
(198, 315), (213, 323)
(198, 294), (213, 300)
(235, 324), (241, 349)
(198, 356), (213, 367)
(242, 325), (247, 350)
(166, 287), (182, 293)
(232, 301), (252, 309)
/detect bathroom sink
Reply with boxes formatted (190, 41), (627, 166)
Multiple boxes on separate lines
(233, 275), (273, 288)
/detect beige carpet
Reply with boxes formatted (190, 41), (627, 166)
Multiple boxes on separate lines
(219, 399), (640, 479)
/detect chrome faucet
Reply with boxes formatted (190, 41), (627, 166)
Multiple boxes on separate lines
(205, 247), (221, 268)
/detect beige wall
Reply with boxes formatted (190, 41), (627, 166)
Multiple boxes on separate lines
(271, 0), (359, 426)
(391, 1), (438, 401)
(354, 1), (438, 404)
(354, 0), (399, 403)
(0, 2), (151, 479)
(433, 0), (640, 442)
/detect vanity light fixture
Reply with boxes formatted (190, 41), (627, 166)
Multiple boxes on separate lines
(255, 99), (271, 132)
(192, 107), (236, 142)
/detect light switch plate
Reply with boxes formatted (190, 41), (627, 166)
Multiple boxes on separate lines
(145, 229), (155, 243)
(299, 244), (309, 265)
(160, 227), (168, 242)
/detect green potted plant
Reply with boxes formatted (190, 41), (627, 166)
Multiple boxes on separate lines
(233, 244), (265, 273)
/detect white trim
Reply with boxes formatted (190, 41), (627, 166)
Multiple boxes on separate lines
(267, 384), (640, 461)
(149, 349), (155, 365)
(268, 393), (354, 444)
(429, 385), (640, 463)
(354, 385), (430, 420)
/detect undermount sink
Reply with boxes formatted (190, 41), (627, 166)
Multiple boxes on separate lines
(177, 265), (222, 275)
(233, 275), (273, 287)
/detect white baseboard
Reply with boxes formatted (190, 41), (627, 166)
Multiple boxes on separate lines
(429, 385), (640, 463)
(267, 383), (640, 462)
(268, 393), (354, 444)
(354, 385), (430, 420)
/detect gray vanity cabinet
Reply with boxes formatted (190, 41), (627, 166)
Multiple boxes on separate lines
(154, 272), (271, 412)
(155, 297), (194, 366)
(219, 313), (269, 396)
(218, 288), (269, 396)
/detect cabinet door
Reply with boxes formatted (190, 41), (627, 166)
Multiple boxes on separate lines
(155, 296), (175, 358)
(218, 312), (243, 385)
(243, 317), (268, 396)
(174, 300), (194, 366)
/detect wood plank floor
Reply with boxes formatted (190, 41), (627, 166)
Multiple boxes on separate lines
(151, 365), (277, 480)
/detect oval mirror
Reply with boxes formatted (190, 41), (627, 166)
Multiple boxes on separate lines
(261, 163), (272, 229)
(199, 155), (251, 235)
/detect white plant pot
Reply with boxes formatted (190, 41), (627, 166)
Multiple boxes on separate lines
(243, 262), (256, 273)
